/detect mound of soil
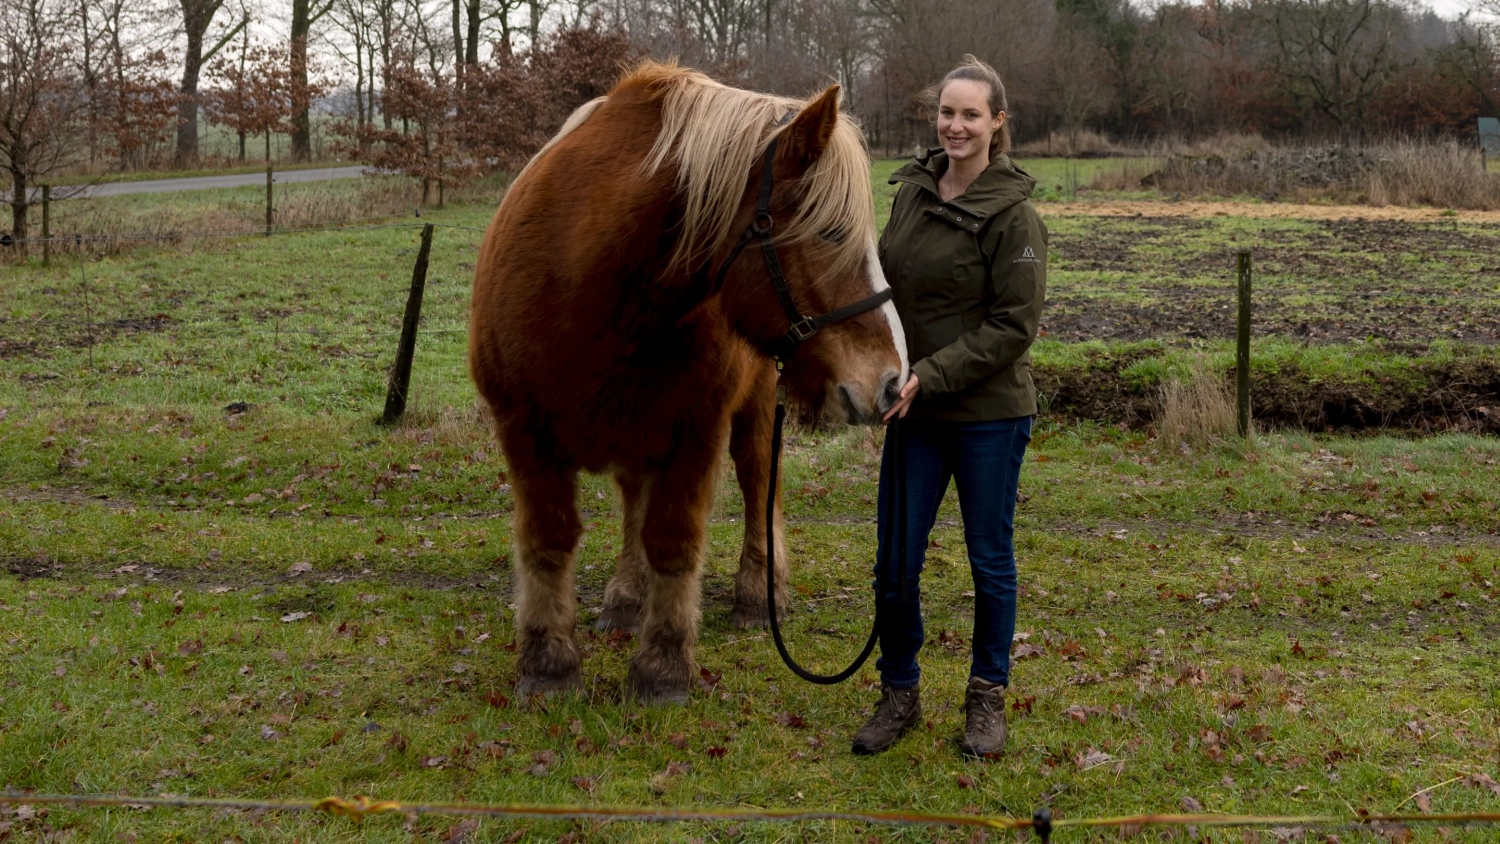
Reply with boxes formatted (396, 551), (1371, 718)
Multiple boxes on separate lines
(1037, 350), (1500, 434)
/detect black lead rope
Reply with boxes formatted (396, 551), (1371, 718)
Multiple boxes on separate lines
(764, 395), (907, 684)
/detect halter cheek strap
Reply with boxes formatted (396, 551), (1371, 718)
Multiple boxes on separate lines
(710, 133), (892, 361)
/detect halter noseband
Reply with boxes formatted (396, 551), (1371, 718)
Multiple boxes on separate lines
(709, 129), (893, 361)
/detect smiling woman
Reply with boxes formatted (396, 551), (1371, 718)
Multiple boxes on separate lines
(853, 54), (1049, 760)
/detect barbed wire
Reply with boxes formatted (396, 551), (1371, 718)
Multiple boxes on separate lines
(1, 792), (1497, 841)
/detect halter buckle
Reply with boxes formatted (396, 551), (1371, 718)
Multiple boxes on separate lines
(786, 317), (818, 343)
(752, 212), (774, 236)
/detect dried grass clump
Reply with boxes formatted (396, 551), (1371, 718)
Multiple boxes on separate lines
(1154, 131), (1271, 159)
(392, 400), (491, 446)
(1013, 129), (1126, 158)
(1367, 139), (1500, 210)
(1121, 137), (1500, 209)
(1156, 361), (1238, 455)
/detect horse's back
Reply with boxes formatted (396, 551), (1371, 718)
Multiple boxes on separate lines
(469, 80), (709, 448)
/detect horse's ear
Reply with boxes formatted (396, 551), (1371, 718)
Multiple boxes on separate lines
(775, 85), (841, 174)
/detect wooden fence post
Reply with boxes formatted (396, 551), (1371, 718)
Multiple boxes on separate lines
(381, 223), (435, 425)
(1236, 250), (1252, 439)
(265, 166), (273, 236)
(41, 185), (50, 267)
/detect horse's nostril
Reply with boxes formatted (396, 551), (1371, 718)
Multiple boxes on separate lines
(879, 371), (902, 411)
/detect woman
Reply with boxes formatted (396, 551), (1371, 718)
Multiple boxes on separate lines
(851, 55), (1046, 759)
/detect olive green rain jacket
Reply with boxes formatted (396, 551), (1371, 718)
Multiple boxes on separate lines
(879, 148), (1048, 422)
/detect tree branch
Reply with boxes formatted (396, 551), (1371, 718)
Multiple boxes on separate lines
(201, 13), (247, 64)
(309, 0), (336, 27)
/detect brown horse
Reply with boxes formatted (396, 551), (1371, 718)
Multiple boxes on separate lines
(468, 62), (907, 703)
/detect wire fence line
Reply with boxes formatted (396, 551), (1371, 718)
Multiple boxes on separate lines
(7, 219), (487, 246)
(1, 792), (1497, 841)
(1, 315), (472, 341)
(4, 220), (486, 350)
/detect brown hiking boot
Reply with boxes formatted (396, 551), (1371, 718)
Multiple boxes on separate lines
(959, 677), (1008, 758)
(851, 685), (921, 756)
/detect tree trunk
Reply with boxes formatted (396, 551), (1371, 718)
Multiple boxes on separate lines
(239, 131), (246, 163)
(10, 167), (28, 247)
(290, 0), (326, 161)
(179, 10), (210, 167)
(451, 0), (462, 77)
(80, 0), (98, 167)
(527, 0), (543, 46)
(379, 15), (394, 130)
(465, 0), (480, 66)
(176, 0), (236, 168)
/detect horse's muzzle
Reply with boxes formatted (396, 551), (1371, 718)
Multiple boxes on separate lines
(839, 369), (903, 426)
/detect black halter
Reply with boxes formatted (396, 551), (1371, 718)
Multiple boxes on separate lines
(709, 132), (893, 361)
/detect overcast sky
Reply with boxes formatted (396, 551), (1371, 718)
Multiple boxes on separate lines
(1425, 0), (1485, 17)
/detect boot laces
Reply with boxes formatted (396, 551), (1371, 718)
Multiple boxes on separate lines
(965, 686), (1002, 731)
(871, 687), (913, 728)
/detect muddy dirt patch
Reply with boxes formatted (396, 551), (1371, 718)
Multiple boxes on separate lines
(1045, 216), (1500, 345)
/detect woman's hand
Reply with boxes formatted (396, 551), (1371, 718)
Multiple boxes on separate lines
(882, 373), (920, 423)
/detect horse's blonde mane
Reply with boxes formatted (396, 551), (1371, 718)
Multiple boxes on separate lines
(518, 96), (607, 181)
(628, 61), (875, 279)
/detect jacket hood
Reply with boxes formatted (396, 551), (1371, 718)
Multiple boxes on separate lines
(889, 148), (1037, 220)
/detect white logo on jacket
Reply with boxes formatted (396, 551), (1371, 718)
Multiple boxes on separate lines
(1014, 245), (1041, 264)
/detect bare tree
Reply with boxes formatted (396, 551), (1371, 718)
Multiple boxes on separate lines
(289, 0), (336, 159)
(1044, 15), (1111, 144)
(335, 47), (473, 203)
(1436, 11), (1500, 118)
(1262, 0), (1409, 138)
(1, 0), (87, 246)
(204, 41), (321, 162)
(175, 0), (246, 165)
(870, 0), (1053, 149)
(328, 0), (379, 147)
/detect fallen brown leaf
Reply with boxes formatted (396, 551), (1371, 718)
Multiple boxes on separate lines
(570, 775), (598, 794)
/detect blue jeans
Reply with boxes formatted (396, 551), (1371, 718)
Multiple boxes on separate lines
(873, 415), (1032, 690)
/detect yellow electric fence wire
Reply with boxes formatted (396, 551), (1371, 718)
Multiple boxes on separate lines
(3, 791), (1499, 836)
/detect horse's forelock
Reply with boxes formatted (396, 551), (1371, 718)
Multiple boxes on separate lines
(626, 62), (875, 283)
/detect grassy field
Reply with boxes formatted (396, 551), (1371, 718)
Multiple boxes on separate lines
(3, 168), (1499, 842)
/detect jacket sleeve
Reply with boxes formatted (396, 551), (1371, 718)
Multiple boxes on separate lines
(911, 203), (1047, 399)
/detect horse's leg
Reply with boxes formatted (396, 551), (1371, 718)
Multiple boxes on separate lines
(728, 363), (789, 629)
(597, 473), (648, 632)
(503, 430), (584, 696)
(628, 436), (723, 704)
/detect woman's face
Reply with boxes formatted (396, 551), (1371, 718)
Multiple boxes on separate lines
(937, 79), (1004, 166)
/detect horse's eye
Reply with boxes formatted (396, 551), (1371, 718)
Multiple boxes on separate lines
(819, 228), (847, 244)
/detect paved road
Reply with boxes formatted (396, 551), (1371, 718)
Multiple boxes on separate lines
(11, 166), (368, 202)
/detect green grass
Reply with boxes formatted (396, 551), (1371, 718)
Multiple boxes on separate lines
(3, 166), (1499, 842)
(3, 408), (1499, 842)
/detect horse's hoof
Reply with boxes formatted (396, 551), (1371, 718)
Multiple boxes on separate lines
(729, 601), (787, 630)
(627, 659), (691, 705)
(516, 671), (583, 697)
(627, 676), (690, 706)
(595, 603), (641, 632)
